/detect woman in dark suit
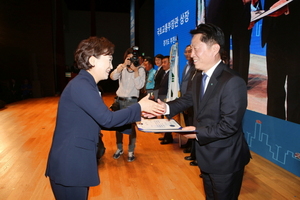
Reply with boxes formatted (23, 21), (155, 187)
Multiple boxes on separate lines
(45, 36), (163, 200)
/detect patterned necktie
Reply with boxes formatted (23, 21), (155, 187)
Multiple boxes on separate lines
(200, 73), (208, 99)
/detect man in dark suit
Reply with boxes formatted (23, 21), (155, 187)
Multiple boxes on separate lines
(180, 45), (197, 165)
(156, 24), (251, 199)
(153, 54), (165, 91)
(262, 0), (300, 124)
(157, 55), (170, 101)
(205, 0), (254, 84)
(157, 56), (173, 144)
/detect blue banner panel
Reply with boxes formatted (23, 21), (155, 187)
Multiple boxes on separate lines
(243, 110), (300, 177)
(154, 0), (196, 83)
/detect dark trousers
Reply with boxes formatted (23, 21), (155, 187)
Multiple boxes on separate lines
(190, 139), (196, 159)
(266, 36), (300, 124)
(50, 179), (89, 200)
(201, 168), (244, 200)
(163, 132), (173, 141)
(206, 0), (252, 84)
(115, 98), (138, 151)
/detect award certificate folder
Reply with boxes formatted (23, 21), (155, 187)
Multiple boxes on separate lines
(250, 0), (293, 22)
(136, 118), (194, 133)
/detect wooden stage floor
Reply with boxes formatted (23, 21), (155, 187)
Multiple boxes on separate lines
(0, 94), (299, 200)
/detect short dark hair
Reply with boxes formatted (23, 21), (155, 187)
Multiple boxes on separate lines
(144, 56), (154, 66)
(190, 23), (224, 47)
(162, 55), (170, 60)
(190, 23), (227, 63)
(155, 54), (164, 59)
(74, 36), (114, 70)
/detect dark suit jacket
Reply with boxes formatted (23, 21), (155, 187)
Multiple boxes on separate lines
(154, 67), (165, 90)
(157, 70), (169, 100)
(167, 62), (251, 174)
(262, 0), (300, 48)
(181, 64), (196, 125)
(45, 70), (141, 187)
(180, 64), (194, 96)
(206, 0), (252, 83)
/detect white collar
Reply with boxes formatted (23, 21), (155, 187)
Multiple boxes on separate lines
(203, 60), (221, 77)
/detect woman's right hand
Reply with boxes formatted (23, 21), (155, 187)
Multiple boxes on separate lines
(138, 94), (165, 116)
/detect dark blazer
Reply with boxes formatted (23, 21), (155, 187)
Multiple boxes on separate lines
(45, 70), (141, 187)
(167, 62), (251, 174)
(157, 70), (169, 100)
(262, 0), (300, 48)
(181, 64), (196, 126)
(180, 64), (195, 96)
(206, 0), (252, 84)
(261, 0), (300, 124)
(154, 67), (165, 90)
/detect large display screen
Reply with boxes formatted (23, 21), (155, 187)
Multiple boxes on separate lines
(154, 0), (196, 83)
(154, 0), (265, 82)
(154, 0), (266, 114)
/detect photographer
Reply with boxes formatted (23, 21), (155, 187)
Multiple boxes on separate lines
(110, 47), (146, 162)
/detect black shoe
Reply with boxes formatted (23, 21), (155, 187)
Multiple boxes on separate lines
(180, 143), (190, 148)
(160, 139), (173, 145)
(158, 137), (164, 141)
(190, 161), (198, 166)
(183, 148), (191, 153)
(184, 156), (194, 161)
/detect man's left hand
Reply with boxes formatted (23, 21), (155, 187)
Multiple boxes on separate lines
(180, 126), (197, 139)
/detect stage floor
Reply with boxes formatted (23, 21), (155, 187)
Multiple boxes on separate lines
(0, 95), (299, 200)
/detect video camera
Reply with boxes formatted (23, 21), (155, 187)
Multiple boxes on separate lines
(128, 46), (140, 67)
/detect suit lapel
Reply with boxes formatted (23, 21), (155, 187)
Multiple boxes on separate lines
(182, 64), (189, 81)
(193, 71), (202, 109)
(198, 63), (225, 111)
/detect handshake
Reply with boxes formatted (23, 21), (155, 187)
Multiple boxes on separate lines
(138, 94), (166, 118)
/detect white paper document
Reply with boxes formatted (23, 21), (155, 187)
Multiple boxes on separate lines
(136, 118), (194, 133)
(251, 0), (293, 22)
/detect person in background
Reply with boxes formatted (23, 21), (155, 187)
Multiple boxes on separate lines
(153, 54), (165, 92)
(157, 55), (170, 101)
(180, 45), (197, 166)
(138, 55), (145, 67)
(205, 0), (254, 84)
(45, 37), (163, 200)
(153, 23), (251, 199)
(110, 47), (146, 162)
(143, 56), (156, 94)
(262, 0), (300, 124)
(157, 56), (173, 145)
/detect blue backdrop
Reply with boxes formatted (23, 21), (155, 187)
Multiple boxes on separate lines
(154, 0), (299, 177)
(154, 0), (196, 83)
(243, 110), (300, 177)
(154, 0), (266, 83)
